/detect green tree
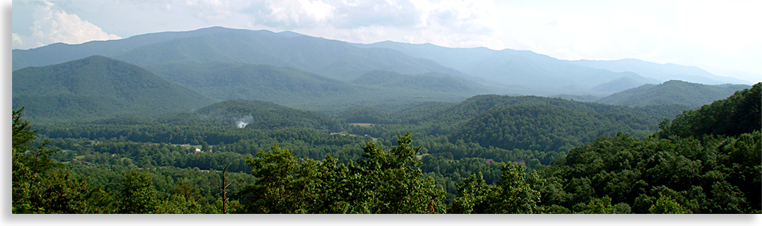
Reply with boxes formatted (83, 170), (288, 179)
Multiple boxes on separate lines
(238, 132), (446, 213)
(649, 194), (692, 214)
(449, 172), (495, 213)
(13, 107), (59, 213)
(156, 181), (206, 214)
(450, 162), (542, 214)
(354, 132), (447, 213)
(13, 107), (112, 213)
(237, 143), (322, 213)
(119, 170), (158, 214)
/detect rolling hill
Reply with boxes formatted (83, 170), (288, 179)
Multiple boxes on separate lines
(449, 104), (658, 153)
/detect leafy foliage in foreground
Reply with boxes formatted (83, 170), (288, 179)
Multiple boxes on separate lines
(237, 133), (446, 213)
(13, 108), (109, 213)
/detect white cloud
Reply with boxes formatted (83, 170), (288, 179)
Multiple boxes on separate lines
(300, 0), (334, 22)
(12, 1), (120, 50)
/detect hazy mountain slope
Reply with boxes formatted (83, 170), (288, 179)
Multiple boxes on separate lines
(357, 41), (657, 95)
(352, 70), (490, 94)
(591, 77), (647, 93)
(11, 26), (241, 71)
(107, 28), (466, 81)
(144, 62), (481, 113)
(12, 56), (215, 123)
(597, 80), (751, 107)
(143, 62), (359, 103)
(572, 58), (751, 85)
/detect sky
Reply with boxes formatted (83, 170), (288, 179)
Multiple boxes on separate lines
(10, 0), (762, 83)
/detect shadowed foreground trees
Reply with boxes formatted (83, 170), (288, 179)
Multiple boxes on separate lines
(12, 108), (113, 213)
(237, 132), (447, 213)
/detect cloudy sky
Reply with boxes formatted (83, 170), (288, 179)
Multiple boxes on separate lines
(10, 0), (762, 82)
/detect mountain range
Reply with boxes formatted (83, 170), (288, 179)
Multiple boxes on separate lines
(11, 26), (754, 123)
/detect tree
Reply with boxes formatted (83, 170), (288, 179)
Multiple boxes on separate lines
(649, 194), (692, 214)
(451, 162), (541, 214)
(119, 170), (158, 214)
(12, 107), (112, 213)
(237, 132), (446, 213)
(354, 132), (447, 213)
(450, 172), (495, 213)
(13, 107), (60, 212)
(492, 162), (541, 213)
(237, 143), (321, 213)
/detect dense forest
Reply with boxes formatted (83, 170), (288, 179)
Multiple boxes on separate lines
(12, 82), (760, 214)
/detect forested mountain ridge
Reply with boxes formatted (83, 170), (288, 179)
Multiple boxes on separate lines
(596, 80), (751, 107)
(12, 56), (215, 124)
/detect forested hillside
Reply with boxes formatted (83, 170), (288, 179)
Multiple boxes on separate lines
(597, 80), (750, 107)
(12, 56), (215, 124)
(527, 83), (761, 213)
(450, 104), (656, 153)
